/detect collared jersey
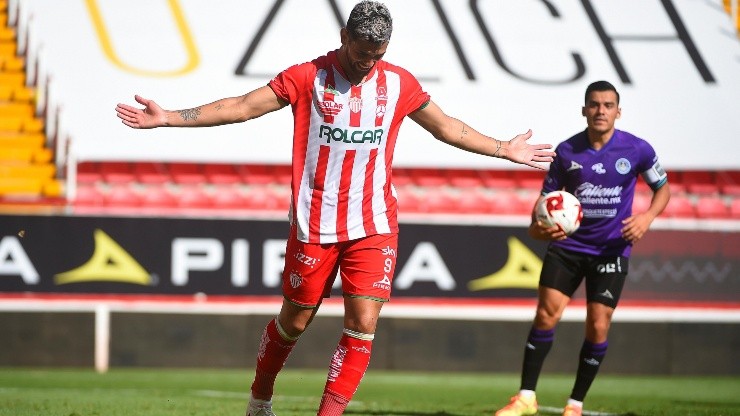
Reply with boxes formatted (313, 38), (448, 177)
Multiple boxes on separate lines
(269, 50), (430, 244)
(542, 129), (667, 257)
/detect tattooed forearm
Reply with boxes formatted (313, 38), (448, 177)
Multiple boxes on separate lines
(215, 104), (224, 111)
(178, 107), (202, 121)
(460, 122), (468, 140)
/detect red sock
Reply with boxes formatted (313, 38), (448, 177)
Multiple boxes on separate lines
(318, 332), (373, 415)
(318, 390), (350, 416)
(250, 318), (297, 400)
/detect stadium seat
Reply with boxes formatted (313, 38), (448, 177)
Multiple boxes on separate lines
(662, 194), (695, 218)
(241, 164), (275, 185)
(0, 84), (33, 102)
(682, 170), (718, 195)
(169, 162), (206, 184)
(484, 189), (527, 215)
(717, 171), (740, 196)
(396, 187), (422, 212)
(133, 162), (170, 184)
(242, 187), (279, 210)
(666, 171), (685, 194)
(448, 169), (485, 188)
(632, 193), (652, 213)
(694, 196), (730, 219)
(76, 162), (102, 184)
(42, 178), (63, 197)
(0, 132), (44, 148)
(0, 176), (43, 196)
(204, 163), (241, 184)
(99, 162), (134, 184)
(635, 180), (652, 195)
(720, 184), (740, 197)
(421, 188), (457, 212)
(0, 54), (23, 71)
(211, 186), (248, 209)
(0, 102), (34, 118)
(0, 70), (24, 86)
(480, 170), (516, 190)
(512, 170), (545, 190)
(730, 199), (740, 219)
(455, 189), (493, 214)
(273, 165), (292, 185)
(139, 185), (177, 208)
(0, 42), (16, 57)
(73, 185), (105, 206)
(391, 167), (414, 187)
(176, 186), (213, 208)
(104, 185), (141, 207)
(411, 168), (448, 187)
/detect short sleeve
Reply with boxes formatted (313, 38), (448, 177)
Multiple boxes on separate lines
(268, 62), (316, 106)
(636, 140), (667, 190)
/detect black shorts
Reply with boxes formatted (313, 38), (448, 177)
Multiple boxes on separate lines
(539, 246), (629, 309)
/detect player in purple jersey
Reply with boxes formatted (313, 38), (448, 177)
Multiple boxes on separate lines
(494, 81), (671, 416)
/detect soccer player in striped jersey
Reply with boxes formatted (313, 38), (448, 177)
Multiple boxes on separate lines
(116, 1), (554, 415)
(494, 81), (671, 416)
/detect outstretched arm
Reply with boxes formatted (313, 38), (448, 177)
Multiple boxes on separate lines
(115, 85), (287, 129)
(408, 100), (555, 170)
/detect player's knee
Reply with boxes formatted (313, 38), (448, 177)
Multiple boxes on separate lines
(277, 308), (316, 338)
(589, 319), (612, 337)
(344, 316), (378, 334)
(535, 307), (563, 327)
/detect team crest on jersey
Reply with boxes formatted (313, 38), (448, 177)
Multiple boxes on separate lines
(615, 158), (631, 174)
(348, 96), (362, 113)
(289, 270), (303, 288)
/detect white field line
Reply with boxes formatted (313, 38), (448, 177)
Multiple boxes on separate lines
(539, 405), (625, 416)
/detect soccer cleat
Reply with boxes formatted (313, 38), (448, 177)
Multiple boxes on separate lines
(562, 404), (583, 416)
(246, 394), (276, 416)
(494, 394), (538, 416)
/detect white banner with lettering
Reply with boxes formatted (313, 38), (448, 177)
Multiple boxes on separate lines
(19, 0), (740, 169)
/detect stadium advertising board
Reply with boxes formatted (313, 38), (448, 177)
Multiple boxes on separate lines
(19, 0), (740, 169)
(0, 215), (737, 304)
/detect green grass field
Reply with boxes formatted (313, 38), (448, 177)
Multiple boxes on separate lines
(0, 368), (737, 416)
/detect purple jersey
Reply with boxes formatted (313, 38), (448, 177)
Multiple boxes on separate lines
(542, 129), (667, 257)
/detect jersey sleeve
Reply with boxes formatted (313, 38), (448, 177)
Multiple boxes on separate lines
(394, 65), (431, 116)
(636, 139), (668, 190)
(268, 61), (316, 106)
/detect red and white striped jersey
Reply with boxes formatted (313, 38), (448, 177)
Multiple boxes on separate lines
(269, 50), (430, 244)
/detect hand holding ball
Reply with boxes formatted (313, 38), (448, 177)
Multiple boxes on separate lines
(535, 190), (583, 235)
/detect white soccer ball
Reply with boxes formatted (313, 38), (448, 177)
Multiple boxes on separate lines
(536, 190), (583, 235)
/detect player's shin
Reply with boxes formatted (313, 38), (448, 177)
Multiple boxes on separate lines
(318, 329), (374, 416)
(250, 317), (299, 400)
(520, 326), (555, 391)
(570, 340), (608, 401)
